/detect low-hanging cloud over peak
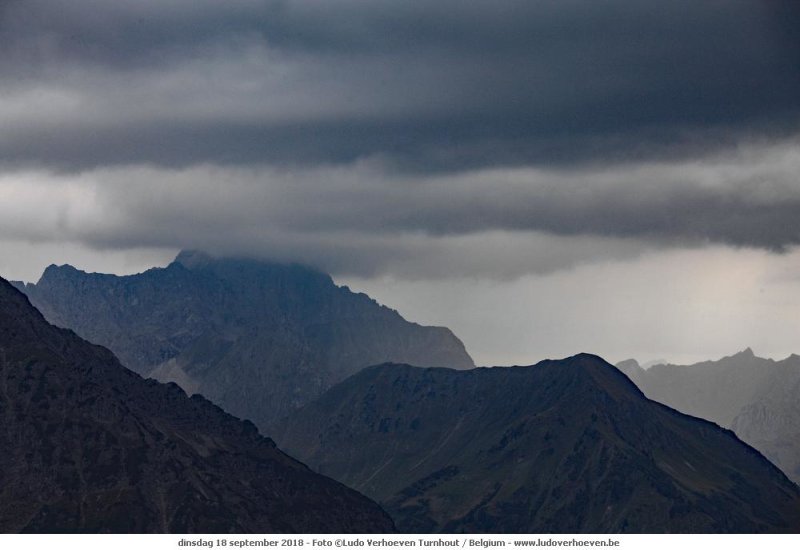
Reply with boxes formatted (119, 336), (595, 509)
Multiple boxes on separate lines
(1, 0), (799, 282)
(1, 139), (799, 279)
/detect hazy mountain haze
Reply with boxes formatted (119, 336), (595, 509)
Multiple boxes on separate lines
(616, 350), (800, 483)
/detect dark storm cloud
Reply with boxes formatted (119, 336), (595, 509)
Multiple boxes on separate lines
(1, 0), (799, 171)
(2, 140), (799, 279)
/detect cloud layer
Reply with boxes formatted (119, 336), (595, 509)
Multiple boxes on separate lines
(1, 0), (799, 282)
(1, 1), (799, 171)
(1, 139), (799, 280)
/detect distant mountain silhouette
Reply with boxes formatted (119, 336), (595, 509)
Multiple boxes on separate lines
(0, 276), (394, 533)
(615, 350), (800, 483)
(15, 251), (473, 433)
(277, 356), (800, 533)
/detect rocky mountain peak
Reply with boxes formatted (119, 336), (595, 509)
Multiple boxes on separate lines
(17, 252), (475, 434)
(173, 249), (215, 269)
(38, 263), (83, 284)
(733, 347), (756, 359)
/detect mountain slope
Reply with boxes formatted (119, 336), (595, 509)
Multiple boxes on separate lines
(276, 356), (800, 533)
(0, 277), (394, 533)
(615, 350), (800, 483)
(15, 251), (474, 433)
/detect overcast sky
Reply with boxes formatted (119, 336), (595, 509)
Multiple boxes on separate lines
(1, 0), (799, 366)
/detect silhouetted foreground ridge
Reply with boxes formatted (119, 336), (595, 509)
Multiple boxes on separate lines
(0, 277), (394, 533)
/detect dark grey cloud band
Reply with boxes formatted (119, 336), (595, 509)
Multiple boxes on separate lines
(1, 0), (798, 171)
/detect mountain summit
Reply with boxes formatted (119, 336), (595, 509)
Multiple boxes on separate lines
(0, 277), (394, 533)
(277, 355), (800, 533)
(16, 252), (474, 433)
(615, 350), (800, 483)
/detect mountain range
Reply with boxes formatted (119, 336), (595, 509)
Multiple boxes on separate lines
(616, 349), (800, 484)
(0, 276), (394, 533)
(13, 251), (474, 434)
(276, 356), (800, 533)
(6, 252), (800, 534)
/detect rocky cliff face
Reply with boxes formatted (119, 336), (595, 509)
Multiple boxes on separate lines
(0, 276), (394, 533)
(277, 356), (800, 533)
(16, 251), (474, 433)
(614, 350), (800, 483)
